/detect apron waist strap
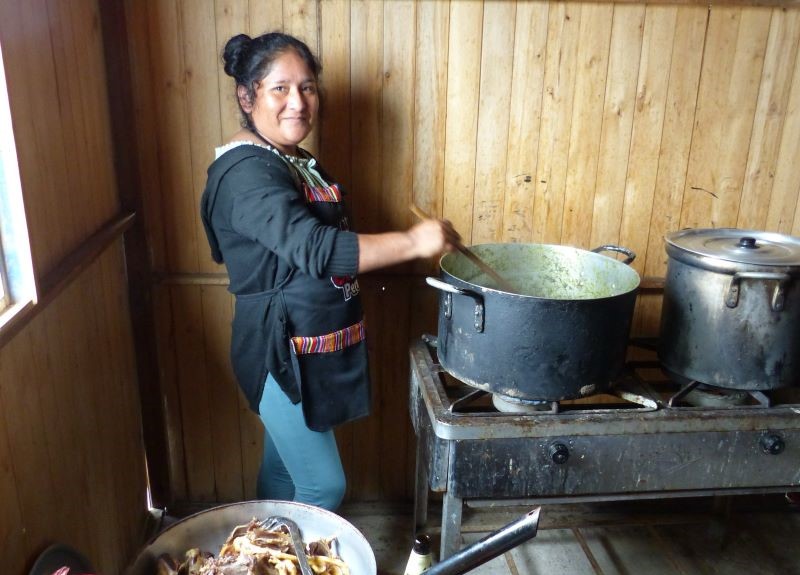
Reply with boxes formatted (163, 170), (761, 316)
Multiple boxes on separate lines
(291, 319), (366, 355)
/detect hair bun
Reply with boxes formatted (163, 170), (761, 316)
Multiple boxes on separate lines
(222, 34), (253, 78)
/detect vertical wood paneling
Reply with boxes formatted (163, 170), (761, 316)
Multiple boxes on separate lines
(60, 274), (117, 568)
(0, 255), (145, 572)
(148, 0), (199, 272)
(183, 0), (225, 275)
(25, 316), (81, 547)
(589, 4), (645, 249)
(215, 0), (249, 141)
(766, 32), (800, 233)
(375, 279), (412, 499)
(286, 0), (320, 155)
(0, 402), (25, 574)
(502, 1), (548, 244)
(442, 0), (483, 243)
(67, 0), (119, 224)
(718, 8), (772, 226)
(285, 0), (318, 54)
(681, 7), (770, 230)
(348, 279), (382, 500)
(561, 3), (613, 249)
(97, 248), (147, 562)
(637, 5), (707, 333)
(410, 0), (450, 279)
(534, 2), (581, 244)
(412, 1), (449, 220)
(738, 8), (800, 229)
(249, 0), (283, 36)
(202, 285), (244, 501)
(794, 189), (800, 235)
(40, 309), (95, 556)
(47, 0), (91, 235)
(472, 1), (515, 244)
(382, 1), (415, 232)
(319, 0), (352, 187)
(349, 0), (383, 233)
(618, 5), (676, 273)
(0, 329), (60, 558)
(239, 392), (263, 500)
(125, 0), (168, 271)
(172, 284), (217, 500)
(153, 283), (188, 501)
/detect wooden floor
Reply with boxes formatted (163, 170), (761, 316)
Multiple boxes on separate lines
(340, 495), (800, 575)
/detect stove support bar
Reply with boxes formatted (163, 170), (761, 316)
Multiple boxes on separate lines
(413, 437), (429, 532)
(413, 431), (465, 560)
(441, 491), (464, 560)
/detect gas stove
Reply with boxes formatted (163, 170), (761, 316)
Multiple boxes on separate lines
(409, 336), (800, 559)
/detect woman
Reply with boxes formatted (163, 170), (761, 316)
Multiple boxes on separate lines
(200, 32), (458, 510)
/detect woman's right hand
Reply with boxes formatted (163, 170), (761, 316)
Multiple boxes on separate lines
(407, 218), (461, 258)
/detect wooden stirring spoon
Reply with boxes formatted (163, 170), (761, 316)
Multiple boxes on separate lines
(409, 204), (518, 294)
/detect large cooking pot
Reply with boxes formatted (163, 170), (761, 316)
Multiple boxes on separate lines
(426, 243), (640, 401)
(659, 228), (800, 390)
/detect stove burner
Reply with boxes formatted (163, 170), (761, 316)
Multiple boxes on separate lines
(491, 393), (554, 414)
(683, 384), (750, 408)
(667, 379), (773, 408)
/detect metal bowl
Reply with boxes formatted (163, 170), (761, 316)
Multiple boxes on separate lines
(126, 500), (376, 575)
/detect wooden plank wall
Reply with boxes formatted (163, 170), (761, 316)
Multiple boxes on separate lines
(124, 0), (800, 505)
(0, 0), (148, 572)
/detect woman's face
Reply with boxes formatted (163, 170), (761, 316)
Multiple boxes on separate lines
(241, 49), (319, 155)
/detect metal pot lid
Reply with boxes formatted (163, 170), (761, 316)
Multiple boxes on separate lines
(665, 228), (800, 266)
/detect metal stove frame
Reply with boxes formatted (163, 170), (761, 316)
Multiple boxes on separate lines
(409, 338), (800, 559)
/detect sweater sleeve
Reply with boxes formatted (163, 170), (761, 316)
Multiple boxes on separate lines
(228, 155), (359, 278)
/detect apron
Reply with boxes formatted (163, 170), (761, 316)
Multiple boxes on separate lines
(204, 143), (371, 432)
(278, 153), (371, 431)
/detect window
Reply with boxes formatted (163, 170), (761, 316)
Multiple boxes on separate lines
(0, 40), (35, 329)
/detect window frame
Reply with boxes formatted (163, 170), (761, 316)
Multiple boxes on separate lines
(0, 40), (36, 332)
(0, 239), (10, 312)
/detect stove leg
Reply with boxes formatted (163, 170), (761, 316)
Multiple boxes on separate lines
(413, 437), (429, 533)
(440, 490), (463, 560)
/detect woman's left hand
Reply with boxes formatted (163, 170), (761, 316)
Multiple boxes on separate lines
(356, 218), (460, 273)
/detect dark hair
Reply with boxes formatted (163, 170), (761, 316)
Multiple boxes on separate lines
(222, 32), (322, 129)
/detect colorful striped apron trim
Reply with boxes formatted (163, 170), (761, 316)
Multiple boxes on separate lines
(291, 319), (366, 355)
(303, 182), (342, 203)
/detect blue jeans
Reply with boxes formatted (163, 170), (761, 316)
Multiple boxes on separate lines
(256, 374), (346, 510)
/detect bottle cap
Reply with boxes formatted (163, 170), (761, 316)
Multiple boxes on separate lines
(412, 534), (431, 555)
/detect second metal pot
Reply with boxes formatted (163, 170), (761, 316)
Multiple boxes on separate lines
(659, 228), (800, 390)
(427, 243), (640, 401)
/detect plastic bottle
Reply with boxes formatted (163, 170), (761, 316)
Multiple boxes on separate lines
(404, 534), (433, 575)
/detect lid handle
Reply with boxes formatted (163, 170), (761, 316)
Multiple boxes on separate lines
(738, 237), (758, 249)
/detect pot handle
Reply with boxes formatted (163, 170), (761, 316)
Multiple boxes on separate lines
(423, 507), (541, 575)
(725, 271), (791, 312)
(591, 245), (636, 265)
(425, 277), (485, 333)
(426, 276), (472, 296)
